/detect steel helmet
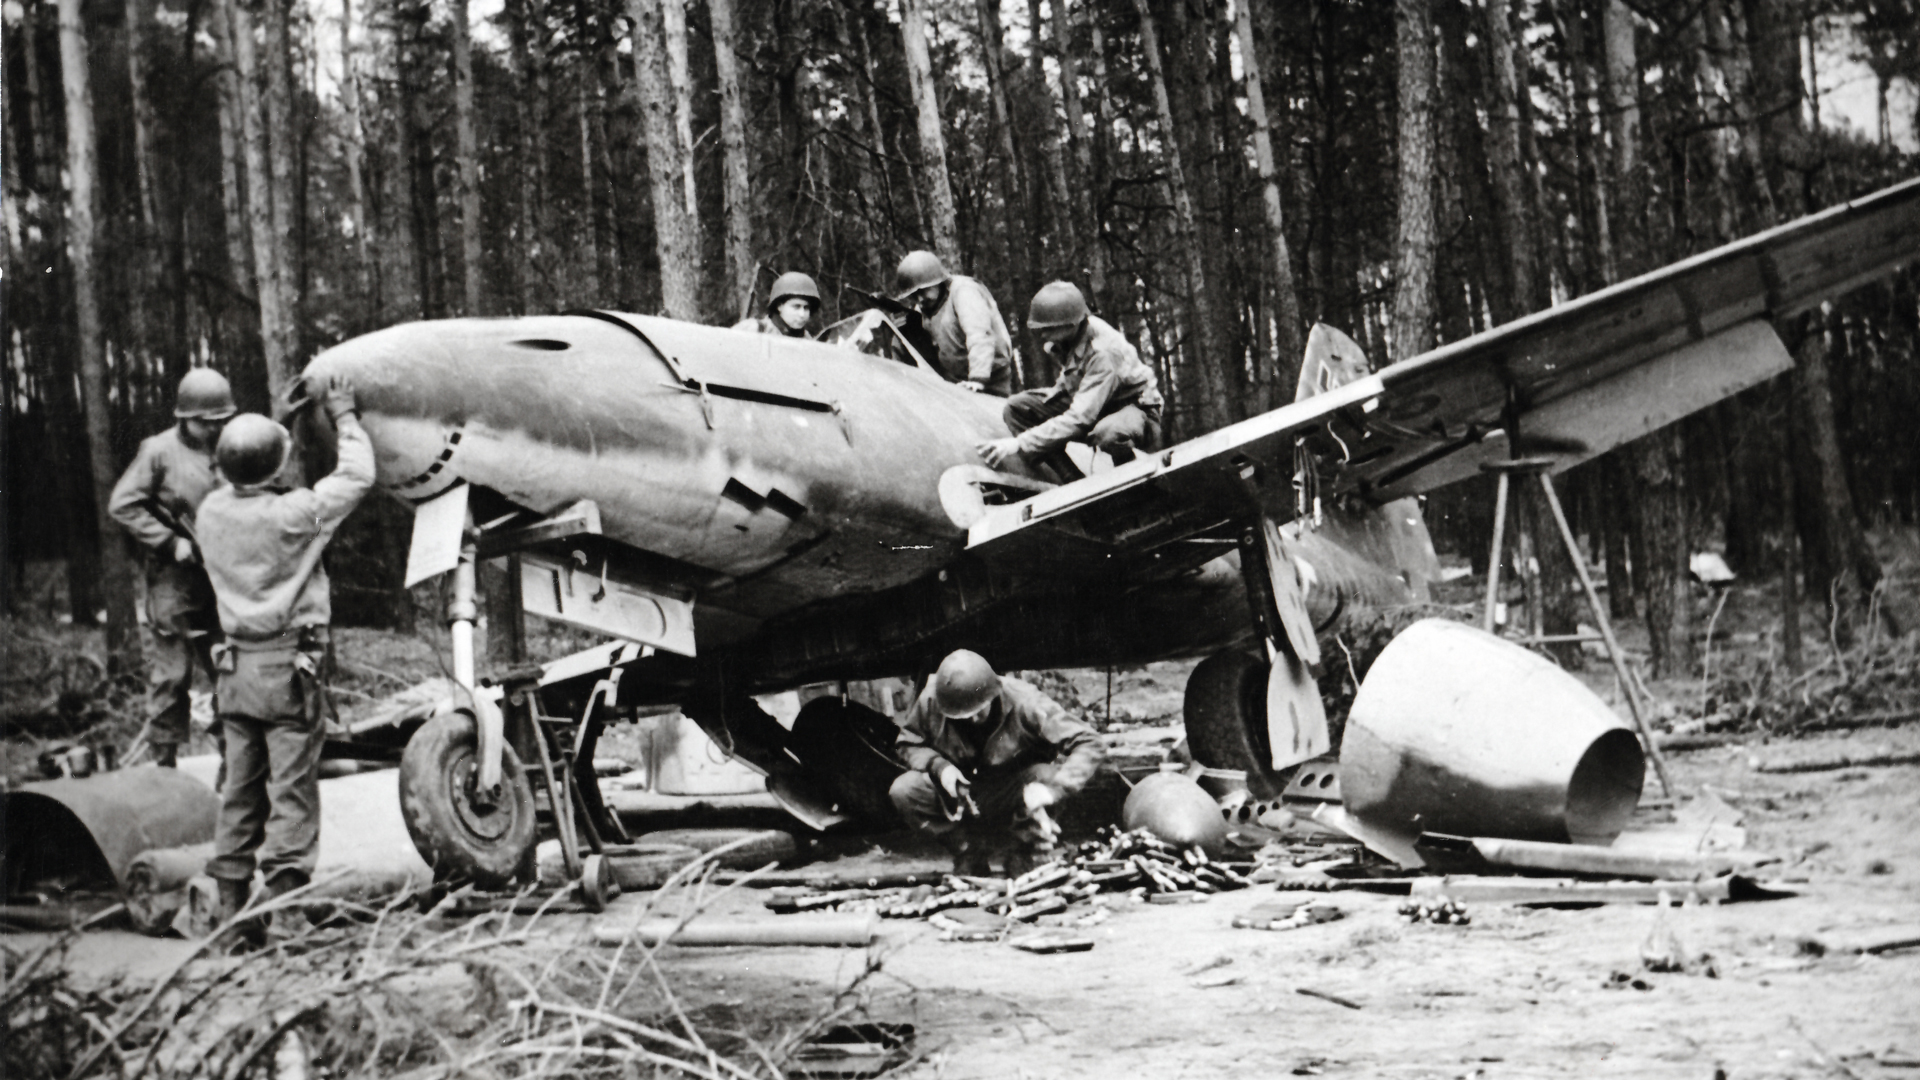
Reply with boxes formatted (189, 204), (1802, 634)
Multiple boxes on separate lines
(174, 368), (237, 420)
(1027, 281), (1089, 332)
(216, 413), (291, 487)
(932, 649), (1002, 718)
(892, 250), (950, 301)
(768, 271), (821, 310)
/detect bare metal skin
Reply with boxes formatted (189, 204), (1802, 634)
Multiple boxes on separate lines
(303, 311), (1423, 695)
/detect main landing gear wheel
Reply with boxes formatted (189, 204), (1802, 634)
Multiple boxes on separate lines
(400, 710), (537, 890)
(1184, 648), (1293, 801)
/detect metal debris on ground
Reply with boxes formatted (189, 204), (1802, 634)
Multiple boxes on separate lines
(1236, 898), (1345, 930)
(760, 828), (1252, 931)
(791, 1022), (915, 1079)
(1010, 930), (1096, 953)
(1398, 899), (1472, 925)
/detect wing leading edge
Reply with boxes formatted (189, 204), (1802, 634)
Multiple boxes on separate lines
(966, 176), (1920, 568)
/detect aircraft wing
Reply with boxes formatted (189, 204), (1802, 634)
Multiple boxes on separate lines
(966, 176), (1920, 569)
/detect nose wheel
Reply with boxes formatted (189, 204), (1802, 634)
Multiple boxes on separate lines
(399, 709), (538, 889)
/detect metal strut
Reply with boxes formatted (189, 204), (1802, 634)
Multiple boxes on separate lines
(1478, 458), (1674, 798)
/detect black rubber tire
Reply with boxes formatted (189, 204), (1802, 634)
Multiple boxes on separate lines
(399, 710), (538, 890)
(1183, 648), (1290, 801)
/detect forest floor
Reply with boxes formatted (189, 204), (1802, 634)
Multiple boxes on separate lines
(4, 532), (1919, 1078)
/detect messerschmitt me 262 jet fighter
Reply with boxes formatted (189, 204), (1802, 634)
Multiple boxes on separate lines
(298, 179), (1919, 890)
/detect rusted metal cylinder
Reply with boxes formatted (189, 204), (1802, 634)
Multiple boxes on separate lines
(1339, 619), (1644, 847)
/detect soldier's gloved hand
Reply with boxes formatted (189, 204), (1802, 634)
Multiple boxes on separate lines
(976, 437), (1020, 470)
(1021, 781), (1056, 814)
(936, 762), (968, 798)
(324, 374), (358, 424)
(173, 537), (198, 565)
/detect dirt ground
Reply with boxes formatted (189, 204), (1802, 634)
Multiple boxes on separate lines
(18, 722), (1920, 1079)
(7, 544), (1920, 1078)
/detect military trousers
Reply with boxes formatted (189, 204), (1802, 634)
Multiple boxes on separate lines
(206, 645), (325, 886)
(1003, 392), (1161, 480)
(142, 564), (219, 750)
(889, 764), (1059, 847)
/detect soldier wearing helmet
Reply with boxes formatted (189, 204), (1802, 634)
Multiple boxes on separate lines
(891, 251), (1013, 396)
(733, 270), (821, 338)
(889, 649), (1105, 876)
(107, 368), (238, 768)
(193, 375), (374, 939)
(977, 281), (1163, 483)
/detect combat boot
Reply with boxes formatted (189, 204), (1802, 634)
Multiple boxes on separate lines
(151, 742), (178, 768)
(943, 834), (994, 878)
(1001, 842), (1055, 880)
(215, 878), (265, 951)
(259, 871), (312, 946)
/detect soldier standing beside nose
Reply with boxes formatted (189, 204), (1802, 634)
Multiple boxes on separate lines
(108, 369), (237, 768)
(196, 376), (374, 938)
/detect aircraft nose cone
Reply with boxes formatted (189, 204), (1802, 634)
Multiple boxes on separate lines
(302, 321), (467, 499)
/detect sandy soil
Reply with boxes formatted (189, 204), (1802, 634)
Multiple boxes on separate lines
(607, 725), (1920, 1080)
(47, 724), (1913, 1079)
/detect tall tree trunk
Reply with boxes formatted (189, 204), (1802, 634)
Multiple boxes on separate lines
(660, 0), (697, 222)
(338, 0), (373, 322)
(1632, 426), (1694, 677)
(1776, 416), (1803, 671)
(629, 0), (704, 319)
(1132, 0), (1234, 431)
(1049, 0), (1108, 305)
(1024, 0), (1078, 276)
(1235, 0), (1303, 401)
(259, 0), (300, 368)
(451, 0), (483, 315)
(506, 0), (550, 313)
(897, 0), (960, 264)
(1788, 317), (1897, 640)
(58, 0), (141, 661)
(1390, 0), (1436, 363)
(850, 1), (899, 282)
(710, 0), (755, 318)
(1549, 0), (1615, 286)
(1601, 0), (1691, 675)
(1744, 0), (1900, 640)
(572, 76), (601, 300)
(977, 0), (1039, 376)
(1482, 0), (1536, 324)
(1490, 0), (1581, 663)
(123, 0), (160, 230)
(228, 0), (297, 399)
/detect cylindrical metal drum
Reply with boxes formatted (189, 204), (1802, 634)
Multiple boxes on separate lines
(1339, 619), (1644, 847)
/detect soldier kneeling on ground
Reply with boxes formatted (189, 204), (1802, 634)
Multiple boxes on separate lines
(889, 650), (1105, 877)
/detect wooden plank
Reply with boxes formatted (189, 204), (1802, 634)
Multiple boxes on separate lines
(1408, 875), (1734, 906)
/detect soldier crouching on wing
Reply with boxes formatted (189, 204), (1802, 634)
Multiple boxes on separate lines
(733, 271), (821, 338)
(889, 650), (1105, 877)
(195, 376), (374, 939)
(977, 281), (1163, 484)
(107, 369), (237, 769)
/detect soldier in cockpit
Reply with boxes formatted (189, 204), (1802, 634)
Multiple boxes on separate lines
(733, 271), (821, 338)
